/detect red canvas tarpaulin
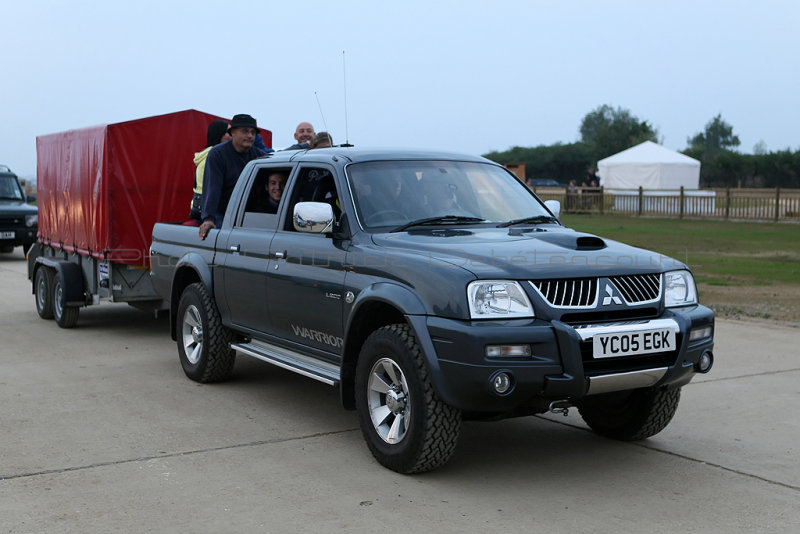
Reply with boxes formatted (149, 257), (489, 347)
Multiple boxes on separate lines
(36, 109), (272, 265)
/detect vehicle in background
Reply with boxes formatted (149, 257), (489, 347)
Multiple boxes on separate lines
(0, 165), (38, 255)
(527, 178), (563, 187)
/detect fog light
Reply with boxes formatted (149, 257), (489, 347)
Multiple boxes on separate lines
(486, 344), (531, 359)
(697, 351), (713, 373)
(689, 325), (713, 342)
(492, 372), (513, 394)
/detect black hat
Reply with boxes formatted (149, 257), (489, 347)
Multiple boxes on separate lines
(229, 114), (258, 131)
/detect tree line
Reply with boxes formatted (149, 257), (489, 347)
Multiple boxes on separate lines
(484, 105), (800, 188)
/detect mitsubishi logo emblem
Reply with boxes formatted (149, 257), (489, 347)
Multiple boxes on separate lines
(602, 283), (622, 306)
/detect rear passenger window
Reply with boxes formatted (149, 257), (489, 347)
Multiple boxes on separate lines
(239, 167), (291, 229)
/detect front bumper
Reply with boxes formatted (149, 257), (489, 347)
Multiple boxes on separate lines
(0, 225), (37, 248)
(409, 306), (714, 413)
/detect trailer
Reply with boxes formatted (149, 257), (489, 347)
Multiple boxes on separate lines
(27, 109), (272, 327)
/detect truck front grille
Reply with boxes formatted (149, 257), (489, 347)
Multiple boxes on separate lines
(530, 278), (597, 308)
(609, 273), (661, 304)
(530, 274), (662, 309)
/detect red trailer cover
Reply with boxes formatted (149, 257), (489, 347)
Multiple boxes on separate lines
(36, 109), (272, 265)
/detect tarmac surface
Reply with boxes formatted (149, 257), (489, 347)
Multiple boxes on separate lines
(1, 247), (798, 533)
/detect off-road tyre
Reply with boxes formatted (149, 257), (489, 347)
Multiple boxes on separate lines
(177, 282), (235, 383)
(355, 324), (461, 474)
(577, 386), (681, 441)
(34, 266), (54, 319)
(0, 245), (14, 253)
(52, 270), (79, 328)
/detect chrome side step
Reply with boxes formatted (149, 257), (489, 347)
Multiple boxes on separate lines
(230, 339), (340, 386)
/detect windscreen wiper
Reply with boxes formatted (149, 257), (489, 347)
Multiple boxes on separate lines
(497, 215), (559, 228)
(392, 215), (485, 232)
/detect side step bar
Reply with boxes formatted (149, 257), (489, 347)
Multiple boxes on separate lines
(230, 339), (340, 386)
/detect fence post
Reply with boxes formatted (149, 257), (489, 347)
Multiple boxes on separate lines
(725, 188), (730, 219)
(599, 186), (604, 215)
(638, 186), (643, 216)
(775, 186), (781, 222)
(679, 186), (685, 219)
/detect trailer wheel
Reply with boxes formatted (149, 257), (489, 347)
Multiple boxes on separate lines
(177, 282), (235, 383)
(52, 270), (79, 328)
(34, 267), (54, 319)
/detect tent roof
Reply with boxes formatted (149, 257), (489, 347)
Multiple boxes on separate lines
(598, 141), (700, 166)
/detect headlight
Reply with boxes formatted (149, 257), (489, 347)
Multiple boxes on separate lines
(467, 280), (534, 319)
(25, 214), (38, 227)
(664, 270), (698, 307)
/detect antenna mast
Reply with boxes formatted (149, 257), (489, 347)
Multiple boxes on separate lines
(314, 91), (329, 133)
(342, 50), (350, 145)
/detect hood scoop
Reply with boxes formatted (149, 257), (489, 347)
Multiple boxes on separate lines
(531, 232), (607, 250)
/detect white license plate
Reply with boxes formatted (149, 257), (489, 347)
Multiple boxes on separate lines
(592, 328), (676, 359)
(0, 231), (15, 239)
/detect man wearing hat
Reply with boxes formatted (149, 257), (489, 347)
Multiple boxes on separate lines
(199, 114), (267, 239)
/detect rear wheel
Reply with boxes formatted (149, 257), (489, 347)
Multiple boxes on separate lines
(177, 282), (235, 382)
(52, 271), (79, 328)
(34, 267), (54, 319)
(355, 324), (461, 473)
(0, 245), (13, 253)
(577, 386), (681, 441)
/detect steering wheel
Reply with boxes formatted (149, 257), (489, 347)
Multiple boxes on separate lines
(365, 210), (410, 225)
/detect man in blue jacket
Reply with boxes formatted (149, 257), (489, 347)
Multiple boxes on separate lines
(199, 114), (266, 239)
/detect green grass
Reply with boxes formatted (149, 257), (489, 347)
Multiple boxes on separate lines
(561, 214), (800, 286)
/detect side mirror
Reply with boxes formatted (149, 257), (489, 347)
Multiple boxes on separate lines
(26, 194), (37, 204)
(294, 201), (335, 233)
(544, 199), (561, 219)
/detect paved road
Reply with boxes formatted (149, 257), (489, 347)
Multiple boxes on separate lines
(1, 248), (798, 533)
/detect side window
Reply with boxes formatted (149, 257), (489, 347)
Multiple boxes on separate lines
(238, 167), (291, 229)
(282, 166), (341, 231)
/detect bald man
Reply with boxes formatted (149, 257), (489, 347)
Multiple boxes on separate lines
(285, 122), (315, 150)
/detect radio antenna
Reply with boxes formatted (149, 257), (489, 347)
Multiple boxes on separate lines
(342, 50), (350, 145)
(314, 91), (329, 133)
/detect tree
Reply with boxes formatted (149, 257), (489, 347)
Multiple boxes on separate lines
(579, 105), (659, 163)
(483, 143), (592, 184)
(687, 114), (740, 157)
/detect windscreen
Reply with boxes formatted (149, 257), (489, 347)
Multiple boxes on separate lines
(345, 160), (550, 229)
(0, 176), (24, 200)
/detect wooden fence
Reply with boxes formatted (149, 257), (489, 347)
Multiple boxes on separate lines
(531, 186), (800, 222)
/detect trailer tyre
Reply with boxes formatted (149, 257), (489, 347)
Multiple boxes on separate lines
(177, 282), (235, 383)
(52, 270), (79, 328)
(34, 267), (54, 319)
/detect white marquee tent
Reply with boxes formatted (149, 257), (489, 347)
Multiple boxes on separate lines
(597, 141), (701, 189)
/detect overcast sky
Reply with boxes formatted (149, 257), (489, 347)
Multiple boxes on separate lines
(3, 0), (799, 179)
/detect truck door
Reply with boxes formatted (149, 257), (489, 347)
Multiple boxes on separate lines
(265, 165), (347, 356)
(217, 167), (290, 334)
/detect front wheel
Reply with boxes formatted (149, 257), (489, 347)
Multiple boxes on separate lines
(34, 267), (54, 319)
(176, 282), (235, 383)
(355, 324), (461, 474)
(577, 386), (681, 441)
(52, 270), (79, 328)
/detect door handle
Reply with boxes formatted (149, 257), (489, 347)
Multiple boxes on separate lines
(274, 250), (286, 259)
(230, 244), (240, 253)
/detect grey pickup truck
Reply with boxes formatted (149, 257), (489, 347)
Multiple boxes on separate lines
(149, 147), (715, 473)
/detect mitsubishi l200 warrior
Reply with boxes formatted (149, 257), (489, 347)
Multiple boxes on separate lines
(149, 147), (715, 473)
